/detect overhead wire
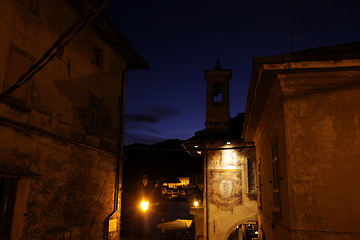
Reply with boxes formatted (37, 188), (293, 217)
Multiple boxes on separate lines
(281, 0), (317, 120)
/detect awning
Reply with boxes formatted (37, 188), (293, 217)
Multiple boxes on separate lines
(157, 219), (193, 230)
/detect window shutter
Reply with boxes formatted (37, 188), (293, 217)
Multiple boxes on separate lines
(271, 138), (281, 213)
(0, 178), (18, 238)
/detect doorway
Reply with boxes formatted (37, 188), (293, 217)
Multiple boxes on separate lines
(227, 222), (258, 240)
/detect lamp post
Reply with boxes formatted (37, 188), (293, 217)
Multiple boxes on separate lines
(141, 200), (149, 212)
(140, 200), (150, 239)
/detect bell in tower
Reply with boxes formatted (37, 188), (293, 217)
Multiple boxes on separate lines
(204, 59), (232, 132)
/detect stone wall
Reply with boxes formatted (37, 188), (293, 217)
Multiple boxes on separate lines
(0, 0), (137, 239)
(0, 124), (117, 239)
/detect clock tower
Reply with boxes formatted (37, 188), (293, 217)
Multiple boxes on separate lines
(184, 60), (258, 240)
(205, 59), (232, 131)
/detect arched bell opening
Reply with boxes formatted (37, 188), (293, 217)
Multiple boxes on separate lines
(213, 82), (223, 102)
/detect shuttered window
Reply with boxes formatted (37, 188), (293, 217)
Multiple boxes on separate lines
(0, 178), (17, 239)
(17, 0), (39, 15)
(4, 46), (33, 105)
(272, 138), (281, 213)
(93, 46), (103, 68)
(247, 158), (256, 194)
(89, 95), (102, 133)
(257, 159), (263, 209)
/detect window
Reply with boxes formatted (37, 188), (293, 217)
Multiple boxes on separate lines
(93, 46), (103, 68)
(257, 159), (263, 209)
(4, 46), (33, 105)
(271, 138), (281, 213)
(89, 95), (102, 133)
(213, 82), (223, 102)
(17, 0), (39, 15)
(247, 158), (256, 194)
(0, 178), (17, 239)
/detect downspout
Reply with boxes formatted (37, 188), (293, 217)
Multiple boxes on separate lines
(103, 68), (127, 240)
(205, 145), (209, 240)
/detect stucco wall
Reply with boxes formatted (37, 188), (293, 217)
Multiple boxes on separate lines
(252, 78), (291, 240)
(1, 125), (117, 239)
(205, 144), (258, 240)
(284, 71), (360, 239)
(251, 68), (360, 240)
(0, 0), (126, 152)
(0, 0), (128, 239)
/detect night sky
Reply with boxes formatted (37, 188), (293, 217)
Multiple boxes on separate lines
(105, 0), (360, 145)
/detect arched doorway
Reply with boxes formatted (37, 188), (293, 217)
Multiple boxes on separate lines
(227, 221), (258, 240)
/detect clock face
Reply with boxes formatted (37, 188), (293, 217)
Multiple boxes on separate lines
(219, 179), (233, 198)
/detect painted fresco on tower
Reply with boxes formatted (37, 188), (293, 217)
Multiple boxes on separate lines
(209, 170), (242, 210)
(208, 149), (244, 170)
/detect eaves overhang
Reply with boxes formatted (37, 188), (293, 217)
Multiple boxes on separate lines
(243, 42), (360, 141)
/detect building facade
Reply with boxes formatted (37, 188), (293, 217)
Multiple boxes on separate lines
(0, 0), (147, 239)
(243, 43), (360, 240)
(161, 178), (189, 199)
(184, 61), (258, 240)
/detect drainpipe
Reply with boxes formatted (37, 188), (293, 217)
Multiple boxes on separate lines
(103, 68), (127, 240)
(205, 145), (209, 240)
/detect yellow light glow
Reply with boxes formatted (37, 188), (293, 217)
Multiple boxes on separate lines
(193, 200), (199, 207)
(222, 149), (240, 166)
(140, 200), (149, 212)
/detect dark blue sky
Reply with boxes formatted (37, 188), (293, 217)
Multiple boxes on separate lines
(106, 0), (360, 145)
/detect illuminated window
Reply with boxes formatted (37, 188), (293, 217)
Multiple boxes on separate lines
(272, 138), (281, 213)
(247, 158), (256, 194)
(17, 0), (39, 14)
(93, 46), (103, 68)
(213, 82), (223, 102)
(257, 159), (263, 209)
(0, 178), (17, 238)
(89, 95), (102, 133)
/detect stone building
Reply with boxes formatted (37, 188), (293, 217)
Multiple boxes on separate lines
(184, 61), (258, 240)
(243, 42), (360, 240)
(0, 0), (147, 239)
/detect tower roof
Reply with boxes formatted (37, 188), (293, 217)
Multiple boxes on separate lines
(214, 58), (222, 70)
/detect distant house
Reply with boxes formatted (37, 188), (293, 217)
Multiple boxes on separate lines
(243, 42), (360, 240)
(0, 0), (147, 239)
(161, 178), (189, 199)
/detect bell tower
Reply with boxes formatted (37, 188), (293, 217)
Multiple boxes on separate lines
(204, 59), (232, 131)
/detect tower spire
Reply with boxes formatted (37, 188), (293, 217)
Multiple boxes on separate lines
(215, 48), (222, 70)
(214, 58), (222, 70)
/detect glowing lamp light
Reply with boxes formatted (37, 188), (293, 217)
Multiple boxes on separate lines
(193, 200), (199, 207)
(140, 200), (149, 212)
(225, 141), (231, 145)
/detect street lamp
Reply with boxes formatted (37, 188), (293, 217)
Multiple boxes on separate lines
(140, 200), (149, 212)
(139, 200), (150, 239)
